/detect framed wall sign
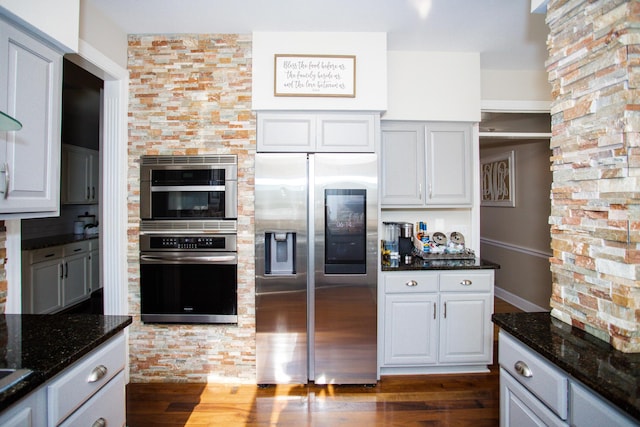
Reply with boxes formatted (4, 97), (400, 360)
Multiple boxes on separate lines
(481, 150), (516, 207)
(274, 54), (356, 97)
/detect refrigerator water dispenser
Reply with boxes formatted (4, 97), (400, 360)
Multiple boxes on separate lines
(265, 232), (296, 275)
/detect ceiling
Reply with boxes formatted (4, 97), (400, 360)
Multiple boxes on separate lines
(87, 0), (549, 71)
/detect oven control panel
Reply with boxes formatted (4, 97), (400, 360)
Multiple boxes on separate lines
(150, 236), (227, 250)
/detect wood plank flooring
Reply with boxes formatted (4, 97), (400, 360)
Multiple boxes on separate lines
(126, 298), (522, 427)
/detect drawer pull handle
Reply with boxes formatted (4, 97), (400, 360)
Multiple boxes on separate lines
(88, 365), (108, 383)
(92, 417), (107, 427)
(460, 279), (472, 286)
(514, 361), (532, 378)
(405, 280), (418, 287)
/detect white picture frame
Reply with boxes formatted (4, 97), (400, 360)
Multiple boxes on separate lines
(481, 150), (515, 207)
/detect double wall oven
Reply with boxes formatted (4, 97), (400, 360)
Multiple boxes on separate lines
(139, 155), (238, 324)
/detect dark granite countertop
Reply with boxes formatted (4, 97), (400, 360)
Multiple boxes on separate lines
(22, 233), (98, 251)
(492, 312), (640, 421)
(0, 314), (132, 412)
(382, 257), (500, 271)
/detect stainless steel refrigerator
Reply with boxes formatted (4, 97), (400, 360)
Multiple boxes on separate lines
(255, 152), (378, 385)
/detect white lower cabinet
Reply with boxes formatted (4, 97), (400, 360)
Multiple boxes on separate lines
(499, 330), (638, 427)
(48, 333), (126, 426)
(22, 241), (92, 314)
(0, 386), (46, 427)
(0, 332), (126, 427)
(381, 269), (494, 374)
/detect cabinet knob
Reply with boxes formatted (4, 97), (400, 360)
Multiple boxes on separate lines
(87, 364), (108, 383)
(514, 360), (533, 378)
(460, 279), (472, 286)
(91, 417), (107, 427)
(405, 280), (418, 287)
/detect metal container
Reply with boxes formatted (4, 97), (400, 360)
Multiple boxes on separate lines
(399, 222), (413, 238)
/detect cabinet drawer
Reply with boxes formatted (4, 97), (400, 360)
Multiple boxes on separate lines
(27, 247), (63, 264)
(48, 333), (126, 426)
(499, 331), (568, 420)
(63, 240), (90, 256)
(570, 381), (638, 427)
(59, 371), (126, 427)
(501, 367), (568, 427)
(385, 273), (438, 293)
(439, 272), (492, 292)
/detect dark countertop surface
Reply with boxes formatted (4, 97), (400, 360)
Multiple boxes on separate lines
(382, 257), (500, 271)
(22, 233), (98, 251)
(492, 312), (640, 421)
(0, 314), (132, 412)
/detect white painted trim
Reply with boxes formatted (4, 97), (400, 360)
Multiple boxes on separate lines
(478, 132), (552, 139)
(495, 286), (549, 312)
(480, 237), (552, 260)
(5, 219), (21, 313)
(75, 39), (129, 316)
(481, 100), (551, 113)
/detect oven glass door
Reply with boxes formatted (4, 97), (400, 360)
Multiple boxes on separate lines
(140, 255), (237, 324)
(151, 188), (226, 219)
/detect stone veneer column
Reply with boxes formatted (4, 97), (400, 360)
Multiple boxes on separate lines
(547, 0), (640, 352)
(128, 34), (255, 381)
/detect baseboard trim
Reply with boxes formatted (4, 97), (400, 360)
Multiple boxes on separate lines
(480, 237), (551, 260)
(495, 287), (549, 312)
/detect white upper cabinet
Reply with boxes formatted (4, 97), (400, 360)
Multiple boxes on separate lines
(381, 121), (473, 207)
(380, 122), (425, 205)
(257, 112), (377, 152)
(0, 19), (62, 218)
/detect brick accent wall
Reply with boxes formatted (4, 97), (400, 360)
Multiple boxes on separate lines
(128, 34), (255, 381)
(547, 0), (640, 352)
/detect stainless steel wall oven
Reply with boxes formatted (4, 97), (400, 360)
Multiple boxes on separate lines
(140, 155), (237, 221)
(139, 155), (238, 324)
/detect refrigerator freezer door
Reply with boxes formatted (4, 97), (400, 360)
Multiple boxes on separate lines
(312, 153), (378, 384)
(255, 153), (308, 384)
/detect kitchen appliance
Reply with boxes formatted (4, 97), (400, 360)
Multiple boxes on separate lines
(139, 221), (238, 324)
(382, 222), (400, 267)
(140, 155), (237, 221)
(398, 222), (414, 259)
(255, 153), (378, 385)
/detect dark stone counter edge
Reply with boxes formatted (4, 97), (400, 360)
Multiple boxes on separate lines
(492, 312), (640, 422)
(22, 233), (98, 251)
(382, 258), (500, 271)
(0, 315), (132, 412)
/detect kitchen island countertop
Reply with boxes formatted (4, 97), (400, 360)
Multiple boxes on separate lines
(381, 257), (499, 271)
(0, 314), (132, 412)
(493, 312), (640, 422)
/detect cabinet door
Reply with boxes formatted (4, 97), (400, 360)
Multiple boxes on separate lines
(89, 248), (100, 291)
(425, 123), (472, 206)
(257, 112), (315, 152)
(384, 293), (438, 365)
(29, 260), (62, 314)
(61, 145), (89, 204)
(89, 150), (99, 202)
(63, 252), (89, 307)
(380, 122), (425, 205)
(317, 113), (376, 152)
(439, 293), (492, 364)
(0, 21), (62, 216)
(0, 385), (46, 427)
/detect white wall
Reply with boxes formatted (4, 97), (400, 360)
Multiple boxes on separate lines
(481, 69), (551, 110)
(79, 0), (128, 69)
(252, 32), (387, 111)
(0, 0), (79, 52)
(384, 51), (481, 122)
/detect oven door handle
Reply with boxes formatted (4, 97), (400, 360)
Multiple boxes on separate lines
(150, 185), (225, 192)
(140, 254), (237, 263)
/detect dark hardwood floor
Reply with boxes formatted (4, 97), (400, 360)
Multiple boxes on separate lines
(126, 298), (521, 427)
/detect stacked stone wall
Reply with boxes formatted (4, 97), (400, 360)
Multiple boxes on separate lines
(547, 0), (640, 352)
(127, 34), (255, 381)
